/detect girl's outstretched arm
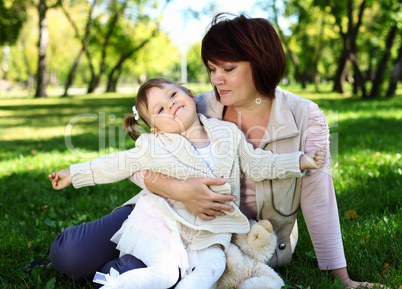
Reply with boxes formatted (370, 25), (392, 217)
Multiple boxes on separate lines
(49, 169), (72, 190)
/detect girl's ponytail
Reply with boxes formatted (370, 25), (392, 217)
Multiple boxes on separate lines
(124, 114), (143, 141)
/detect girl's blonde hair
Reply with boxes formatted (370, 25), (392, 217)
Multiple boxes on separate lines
(124, 77), (193, 141)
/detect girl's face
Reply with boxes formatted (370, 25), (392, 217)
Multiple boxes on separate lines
(145, 84), (199, 135)
(207, 61), (260, 108)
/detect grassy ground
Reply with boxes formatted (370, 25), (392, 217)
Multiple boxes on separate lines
(0, 84), (401, 288)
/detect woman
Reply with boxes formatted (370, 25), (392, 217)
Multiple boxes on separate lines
(140, 14), (383, 288)
(49, 13), (382, 288)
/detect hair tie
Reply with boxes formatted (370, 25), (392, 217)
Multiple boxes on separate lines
(132, 106), (139, 120)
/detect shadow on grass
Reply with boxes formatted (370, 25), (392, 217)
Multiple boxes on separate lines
(336, 116), (402, 153)
(0, 96), (134, 130)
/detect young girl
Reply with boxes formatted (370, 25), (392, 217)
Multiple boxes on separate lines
(49, 77), (326, 289)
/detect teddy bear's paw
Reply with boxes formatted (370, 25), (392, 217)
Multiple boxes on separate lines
(247, 223), (270, 250)
(225, 244), (244, 272)
(258, 220), (273, 233)
(239, 276), (284, 289)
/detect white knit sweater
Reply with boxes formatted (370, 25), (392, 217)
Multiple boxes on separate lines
(70, 114), (304, 250)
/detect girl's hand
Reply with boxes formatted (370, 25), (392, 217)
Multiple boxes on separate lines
(48, 169), (72, 190)
(300, 147), (327, 170)
(145, 173), (235, 220)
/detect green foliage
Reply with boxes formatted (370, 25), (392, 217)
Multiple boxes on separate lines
(186, 42), (209, 83)
(0, 85), (401, 288)
(0, 0), (27, 45)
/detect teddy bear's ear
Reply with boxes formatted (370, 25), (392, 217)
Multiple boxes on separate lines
(257, 220), (273, 233)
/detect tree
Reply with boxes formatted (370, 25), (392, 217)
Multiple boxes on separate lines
(105, 0), (171, 92)
(257, 0), (334, 89)
(32, 0), (62, 98)
(85, 0), (129, 94)
(386, 39), (402, 98)
(0, 0), (27, 45)
(313, 0), (368, 96)
(367, 0), (401, 98)
(61, 0), (97, 96)
(369, 24), (398, 98)
(123, 31), (179, 83)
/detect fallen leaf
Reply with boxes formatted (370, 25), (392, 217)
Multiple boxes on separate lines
(26, 165), (34, 170)
(42, 205), (48, 212)
(345, 210), (359, 219)
(31, 149), (37, 155)
(28, 242), (31, 248)
(383, 262), (391, 273)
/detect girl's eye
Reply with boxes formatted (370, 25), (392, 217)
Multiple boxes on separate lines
(158, 107), (164, 114)
(170, 92), (177, 98)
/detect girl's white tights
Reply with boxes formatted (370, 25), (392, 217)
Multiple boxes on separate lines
(114, 262), (179, 289)
(98, 246), (225, 289)
(176, 246), (226, 289)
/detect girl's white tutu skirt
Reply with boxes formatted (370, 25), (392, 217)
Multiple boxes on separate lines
(111, 195), (189, 270)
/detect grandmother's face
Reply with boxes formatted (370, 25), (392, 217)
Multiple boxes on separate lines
(207, 61), (259, 107)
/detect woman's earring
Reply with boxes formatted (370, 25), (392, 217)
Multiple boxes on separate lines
(255, 98), (262, 104)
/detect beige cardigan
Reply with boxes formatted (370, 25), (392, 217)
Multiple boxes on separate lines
(71, 114), (304, 250)
(196, 87), (312, 266)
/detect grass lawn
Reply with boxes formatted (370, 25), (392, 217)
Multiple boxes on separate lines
(0, 84), (401, 288)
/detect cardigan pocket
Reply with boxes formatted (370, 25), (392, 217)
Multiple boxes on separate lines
(271, 178), (301, 217)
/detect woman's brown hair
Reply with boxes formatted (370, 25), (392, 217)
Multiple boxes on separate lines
(124, 77), (193, 141)
(201, 13), (286, 100)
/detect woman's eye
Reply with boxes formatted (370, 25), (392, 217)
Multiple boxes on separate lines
(158, 107), (164, 114)
(224, 67), (235, 72)
(208, 67), (216, 72)
(171, 92), (177, 98)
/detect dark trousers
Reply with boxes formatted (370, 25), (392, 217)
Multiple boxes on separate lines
(50, 205), (146, 282)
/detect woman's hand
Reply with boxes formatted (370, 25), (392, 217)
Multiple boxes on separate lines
(341, 278), (387, 289)
(332, 268), (388, 289)
(144, 173), (235, 220)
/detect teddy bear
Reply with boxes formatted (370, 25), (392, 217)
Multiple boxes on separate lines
(215, 219), (285, 289)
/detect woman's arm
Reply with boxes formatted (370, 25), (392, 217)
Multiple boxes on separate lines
(144, 172), (235, 220)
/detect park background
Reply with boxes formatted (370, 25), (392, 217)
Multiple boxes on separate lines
(0, 0), (401, 288)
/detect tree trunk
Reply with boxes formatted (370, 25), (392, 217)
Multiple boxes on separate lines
(332, 0), (366, 96)
(34, 0), (48, 98)
(62, 0), (97, 97)
(350, 52), (367, 98)
(85, 0), (128, 94)
(105, 32), (156, 92)
(333, 49), (349, 94)
(106, 66), (122, 92)
(369, 24), (398, 98)
(386, 40), (402, 98)
(87, 74), (100, 94)
(63, 49), (84, 96)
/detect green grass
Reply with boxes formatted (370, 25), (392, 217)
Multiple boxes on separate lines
(1, 84), (401, 288)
